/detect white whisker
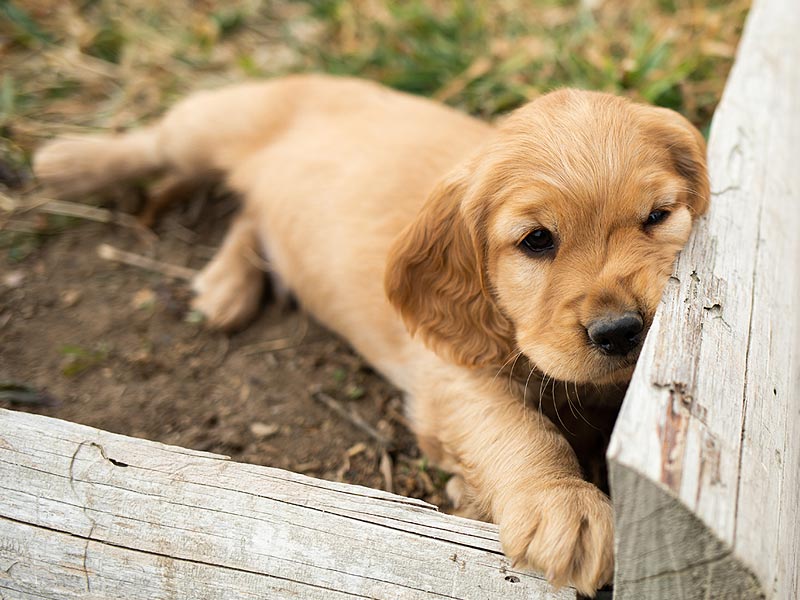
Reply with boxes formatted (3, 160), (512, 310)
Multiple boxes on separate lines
(551, 378), (573, 435)
(491, 350), (523, 389)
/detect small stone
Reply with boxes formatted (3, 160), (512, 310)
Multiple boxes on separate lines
(131, 288), (156, 311)
(61, 289), (82, 307)
(346, 442), (367, 457)
(239, 384), (251, 402)
(2, 270), (24, 288)
(249, 422), (279, 439)
(295, 460), (321, 473)
(130, 349), (152, 364)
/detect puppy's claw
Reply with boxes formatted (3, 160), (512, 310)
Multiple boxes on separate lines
(500, 479), (614, 597)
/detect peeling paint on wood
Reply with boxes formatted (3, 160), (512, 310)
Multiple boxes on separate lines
(658, 388), (689, 493)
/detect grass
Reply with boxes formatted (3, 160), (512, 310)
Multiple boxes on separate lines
(58, 343), (110, 377)
(0, 0), (749, 176)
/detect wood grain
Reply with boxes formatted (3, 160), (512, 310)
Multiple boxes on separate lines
(607, 0), (800, 596)
(0, 408), (574, 599)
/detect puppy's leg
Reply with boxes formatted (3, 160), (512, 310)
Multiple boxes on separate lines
(33, 81), (295, 207)
(138, 173), (215, 228)
(191, 211), (264, 330)
(413, 372), (613, 596)
(33, 127), (165, 198)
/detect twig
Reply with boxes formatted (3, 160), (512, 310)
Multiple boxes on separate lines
(240, 314), (309, 356)
(386, 404), (414, 430)
(0, 191), (17, 212)
(5, 196), (157, 243)
(30, 199), (120, 222)
(380, 449), (394, 494)
(40, 199), (154, 239)
(0, 222), (44, 235)
(191, 244), (220, 260)
(97, 243), (197, 281)
(240, 336), (298, 354)
(311, 389), (392, 448)
(163, 221), (198, 244)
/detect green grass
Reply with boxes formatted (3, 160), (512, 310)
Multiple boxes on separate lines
(0, 0), (749, 165)
(291, 0), (748, 122)
(58, 343), (110, 377)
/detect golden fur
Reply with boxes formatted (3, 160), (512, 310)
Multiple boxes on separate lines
(34, 74), (709, 596)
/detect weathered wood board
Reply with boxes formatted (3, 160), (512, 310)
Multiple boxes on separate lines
(0, 408), (574, 599)
(607, 0), (800, 597)
(3, 1), (797, 598)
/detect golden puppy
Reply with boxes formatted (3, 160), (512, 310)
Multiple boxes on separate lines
(33, 74), (709, 595)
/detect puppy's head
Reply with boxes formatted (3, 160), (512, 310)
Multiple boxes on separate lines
(385, 89), (709, 384)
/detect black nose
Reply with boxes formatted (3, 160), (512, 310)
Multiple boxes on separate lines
(586, 312), (644, 356)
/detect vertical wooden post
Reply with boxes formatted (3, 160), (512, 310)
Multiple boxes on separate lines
(608, 0), (800, 597)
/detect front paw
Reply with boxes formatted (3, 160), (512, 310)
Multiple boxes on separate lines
(191, 259), (263, 331)
(499, 479), (614, 597)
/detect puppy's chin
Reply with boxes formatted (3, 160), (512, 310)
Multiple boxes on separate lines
(590, 362), (637, 386)
(523, 345), (639, 386)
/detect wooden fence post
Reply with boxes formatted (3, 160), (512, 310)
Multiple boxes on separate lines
(607, 0), (800, 597)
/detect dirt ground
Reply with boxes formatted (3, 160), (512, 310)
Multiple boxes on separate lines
(0, 190), (448, 506)
(2, 179), (628, 515)
(0, 0), (749, 522)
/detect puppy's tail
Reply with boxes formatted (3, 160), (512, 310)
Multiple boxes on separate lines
(33, 127), (165, 198)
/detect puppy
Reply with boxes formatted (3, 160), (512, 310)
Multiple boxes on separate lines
(33, 75), (709, 595)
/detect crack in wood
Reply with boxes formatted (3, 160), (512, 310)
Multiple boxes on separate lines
(733, 197), (765, 547)
(0, 514), (468, 600)
(2, 453), (500, 550)
(710, 184), (742, 197)
(82, 524), (94, 592)
(2, 410), (569, 599)
(619, 549), (733, 585)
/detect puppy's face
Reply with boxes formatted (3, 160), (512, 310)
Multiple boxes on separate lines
(386, 90), (709, 385)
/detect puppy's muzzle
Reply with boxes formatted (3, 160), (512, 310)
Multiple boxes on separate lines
(586, 311), (644, 356)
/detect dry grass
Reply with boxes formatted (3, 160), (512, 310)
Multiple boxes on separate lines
(0, 0), (751, 253)
(2, 1), (749, 148)
(0, 0), (753, 508)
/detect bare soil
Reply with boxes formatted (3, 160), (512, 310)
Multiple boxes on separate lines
(0, 192), (448, 506)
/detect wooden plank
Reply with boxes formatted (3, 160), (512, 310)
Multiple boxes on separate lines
(0, 408), (574, 599)
(607, 0), (800, 597)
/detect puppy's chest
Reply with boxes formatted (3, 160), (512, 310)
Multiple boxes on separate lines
(506, 364), (625, 412)
(506, 365), (624, 488)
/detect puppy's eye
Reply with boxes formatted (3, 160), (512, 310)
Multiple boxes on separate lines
(520, 228), (555, 254)
(645, 209), (670, 227)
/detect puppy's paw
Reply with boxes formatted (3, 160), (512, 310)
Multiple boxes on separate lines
(191, 257), (263, 331)
(499, 479), (614, 597)
(34, 137), (117, 196)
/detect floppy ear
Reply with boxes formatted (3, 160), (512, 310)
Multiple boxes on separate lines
(384, 166), (515, 368)
(642, 106), (711, 217)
